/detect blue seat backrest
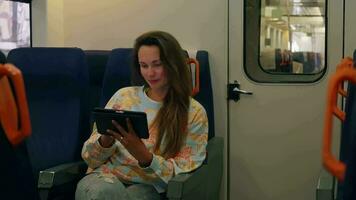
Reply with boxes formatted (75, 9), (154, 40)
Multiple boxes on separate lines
(0, 50), (6, 64)
(84, 50), (110, 111)
(193, 51), (215, 139)
(100, 48), (134, 107)
(342, 51), (356, 200)
(7, 47), (90, 177)
(100, 48), (215, 139)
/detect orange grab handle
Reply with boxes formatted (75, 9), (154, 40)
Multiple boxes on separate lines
(0, 64), (31, 145)
(188, 58), (200, 96)
(337, 57), (353, 97)
(323, 66), (356, 181)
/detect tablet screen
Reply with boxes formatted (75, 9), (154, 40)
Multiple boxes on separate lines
(92, 108), (149, 139)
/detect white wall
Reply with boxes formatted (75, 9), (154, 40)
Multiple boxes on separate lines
(47, 0), (64, 46)
(32, 0), (64, 47)
(345, 1), (356, 57)
(32, 0), (228, 199)
(31, 0), (47, 46)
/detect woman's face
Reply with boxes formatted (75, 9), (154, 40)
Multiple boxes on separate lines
(138, 45), (168, 92)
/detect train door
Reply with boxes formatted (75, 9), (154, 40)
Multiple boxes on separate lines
(228, 0), (343, 200)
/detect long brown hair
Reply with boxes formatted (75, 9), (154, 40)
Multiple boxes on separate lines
(132, 31), (192, 158)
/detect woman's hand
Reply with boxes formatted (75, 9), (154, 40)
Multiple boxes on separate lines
(107, 118), (153, 167)
(98, 135), (115, 148)
(112, 104), (122, 110)
(97, 104), (121, 148)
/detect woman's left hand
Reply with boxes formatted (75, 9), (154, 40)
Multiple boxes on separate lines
(107, 118), (153, 167)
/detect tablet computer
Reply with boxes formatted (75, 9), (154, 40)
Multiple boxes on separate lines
(92, 108), (149, 139)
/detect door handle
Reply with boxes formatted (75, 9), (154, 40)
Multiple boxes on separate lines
(232, 87), (253, 95)
(228, 81), (253, 102)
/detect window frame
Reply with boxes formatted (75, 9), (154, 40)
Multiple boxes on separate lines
(243, 0), (328, 83)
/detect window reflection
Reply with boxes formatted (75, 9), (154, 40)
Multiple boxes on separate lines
(259, 0), (325, 74)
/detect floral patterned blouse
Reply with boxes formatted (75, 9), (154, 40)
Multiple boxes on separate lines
(81, 86), (208, 192)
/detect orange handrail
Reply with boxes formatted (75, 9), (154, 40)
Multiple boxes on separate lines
(323, 66), (356, 181)
(188, 58), (200, 96)
(336, 57), (353, 97)
(0, 63), (31, 145)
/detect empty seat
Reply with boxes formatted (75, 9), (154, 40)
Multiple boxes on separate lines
(342, 53), (356, 200)
(320, 57), (356, 200)
(0, 63), (37, 200)
(344, 102), (356, 199)
(7, 47), (91, 199)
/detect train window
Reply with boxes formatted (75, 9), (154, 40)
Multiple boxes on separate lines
(0, 0), (31, 55)
(244, 0), (326, 83)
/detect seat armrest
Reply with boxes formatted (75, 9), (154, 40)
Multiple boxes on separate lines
(316, 168), (334, 200)
(167, 164), (208, 199)
(206, 136), (223, 199)
(206, 137), (224, 162)
(38, 161), (87, 189)
(166, 137), (224, 200)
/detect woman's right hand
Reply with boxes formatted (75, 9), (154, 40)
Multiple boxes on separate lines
(112, 104), (122, 111)
(99, 135), (115, 148)
(98, 104), (121, 147)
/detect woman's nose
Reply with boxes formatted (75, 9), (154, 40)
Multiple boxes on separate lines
(147, 67), (155, 76)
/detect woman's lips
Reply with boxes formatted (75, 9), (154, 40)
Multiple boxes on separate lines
(148, 80), (159, 84)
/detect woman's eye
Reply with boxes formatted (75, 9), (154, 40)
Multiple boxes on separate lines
(152, 63), (162, 67)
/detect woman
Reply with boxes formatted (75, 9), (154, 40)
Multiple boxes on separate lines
(76, 31), (208, 200)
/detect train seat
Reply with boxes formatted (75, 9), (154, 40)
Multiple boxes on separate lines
(0, 50), (6, 64)
(292, 51), (322, 73)
(100, 48), (223, 199)
(342, 52), (356, 200)
(0, 63), (37, 200)
(100, 48), (134, 106)
(7, 47), (91, 199)
(84, 50), (110, 113)
(318, 56), (356, 200)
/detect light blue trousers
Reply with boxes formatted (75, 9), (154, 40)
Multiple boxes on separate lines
(75, 173), (162, 200)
